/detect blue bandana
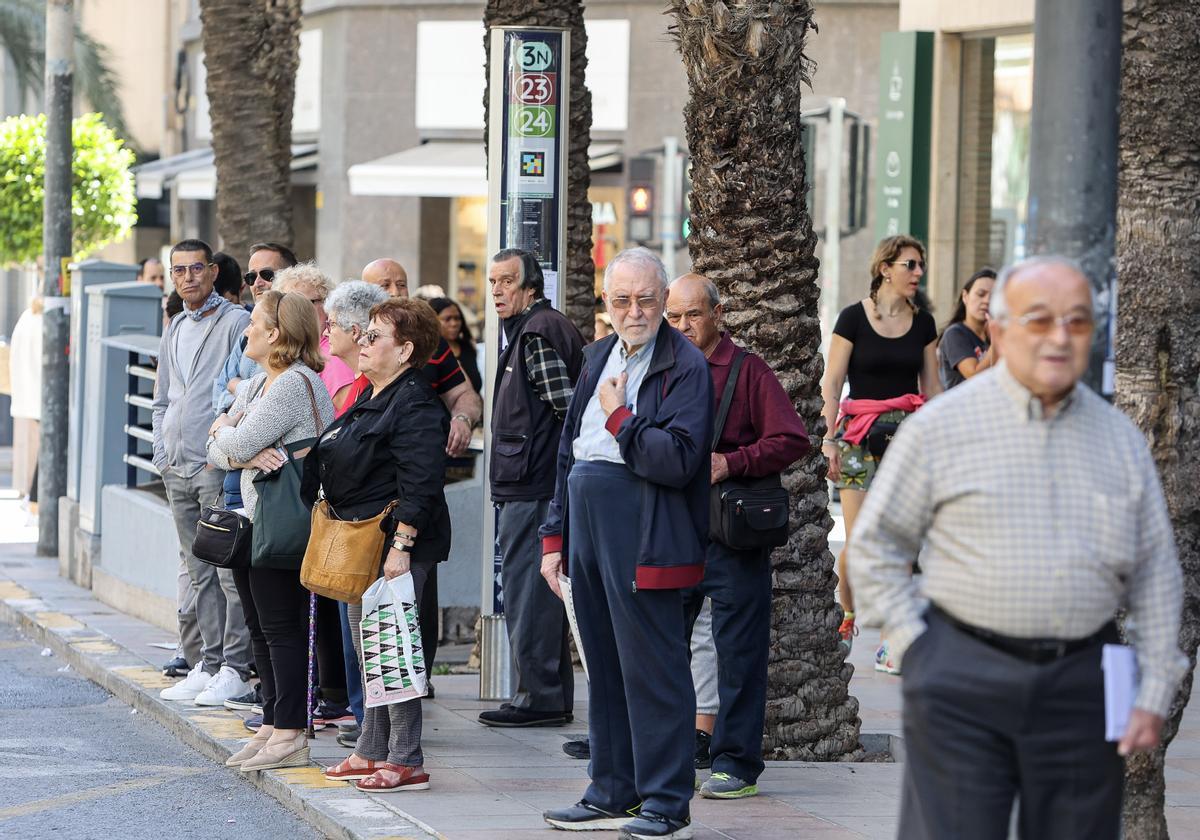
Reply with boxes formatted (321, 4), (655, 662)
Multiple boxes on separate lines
(184, 291), (224, 321)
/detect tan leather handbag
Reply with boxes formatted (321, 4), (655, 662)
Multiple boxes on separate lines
(300, 499), (396, 603)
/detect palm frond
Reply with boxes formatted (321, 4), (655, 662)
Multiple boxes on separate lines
(72, 27), (132, 147)
(0, 0), (44, 94)
(0, 0), (134, 149)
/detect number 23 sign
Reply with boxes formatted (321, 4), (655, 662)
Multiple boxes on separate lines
(518, 74), (554, 105)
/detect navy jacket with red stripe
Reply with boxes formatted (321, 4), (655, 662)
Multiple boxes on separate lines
(540, 318), (712, 589)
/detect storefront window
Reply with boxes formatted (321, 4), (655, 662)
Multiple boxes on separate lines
(449, 188), (626, 329)
(990, 33), (1033, 266)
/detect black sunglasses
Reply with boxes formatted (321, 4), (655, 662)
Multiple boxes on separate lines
(243, 268), (276, 286)
(891, 259), (926, 271)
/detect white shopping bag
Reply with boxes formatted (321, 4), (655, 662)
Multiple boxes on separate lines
(360, 574), (427, 707)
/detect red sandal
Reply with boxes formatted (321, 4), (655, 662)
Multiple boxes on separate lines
(324, 755), (387, 781)
(355, 764), (431, 793)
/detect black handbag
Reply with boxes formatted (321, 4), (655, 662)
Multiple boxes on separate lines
(709, 350), (790, 550)
(250, 375), (324, 571)
(865, 419), (900, 460)
(193, 493), (252, 569)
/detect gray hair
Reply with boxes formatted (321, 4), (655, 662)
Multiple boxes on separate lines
(275, 261), (335, 298)
(991, 255), (1091, 322)
(326, 280), (388, 332)
(667, 274), (721, 310)
(603, 247), (668, 294)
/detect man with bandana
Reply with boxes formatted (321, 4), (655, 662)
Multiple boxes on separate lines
(152, 239), (256, 707)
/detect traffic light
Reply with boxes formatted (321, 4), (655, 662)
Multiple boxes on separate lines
(627, 156), (655, 243)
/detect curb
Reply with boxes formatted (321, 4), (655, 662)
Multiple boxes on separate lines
(0, 585), (441, 840)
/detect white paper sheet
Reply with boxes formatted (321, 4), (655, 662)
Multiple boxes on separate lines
(1102, 643), (1139, 742)
(559, 574), (589, 681)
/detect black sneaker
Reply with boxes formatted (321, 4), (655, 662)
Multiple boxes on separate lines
(562, 739), (590, 760)
(693, 729), (712, 770)
(544, 799), (639, 831)
(312, 699), (353, 729)
(619, 811), (692, 839)
(478, 707), (572, 727)
(336, 725), (360, 748)
(224, 683), (262, 711)
(161, 656), (190, 678)
(243, 714), (263, 732)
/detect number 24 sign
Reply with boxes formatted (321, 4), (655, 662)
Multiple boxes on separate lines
(517, 73), (554, 105)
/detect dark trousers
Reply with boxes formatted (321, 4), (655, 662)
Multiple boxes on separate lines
(567, 462), (694, 820)
(900, 608), (1123, 840)
(315, 595), (347, 707)
(340, 601), (364, 725)
(232, 566), (310, 729)
(420, 563), (439, 673)
(499, 498), (574, 712)
(682, 541), (771, 784)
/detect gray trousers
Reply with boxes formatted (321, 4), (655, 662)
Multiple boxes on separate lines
(162, 467), (253, 678)
(497, 499), (573, 712)
(900, 608), (1122, 840)
(175, 555), (202, 665)
(689, 598), (719, 715)
(348, 558), (431, 767)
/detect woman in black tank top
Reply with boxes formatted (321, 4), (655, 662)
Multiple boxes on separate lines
(820, 236), (942, 668)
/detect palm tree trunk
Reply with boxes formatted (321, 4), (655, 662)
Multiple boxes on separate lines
(669, 1), (861, 760)
(197, 0), (301, 258)
(1116, 0), (1200, 835)
(483, 0), (594, 340)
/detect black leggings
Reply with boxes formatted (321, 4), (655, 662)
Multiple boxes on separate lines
(315, 595), (347, 706)
(232, 566), (310, 729)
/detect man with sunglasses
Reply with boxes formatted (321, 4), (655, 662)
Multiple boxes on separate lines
(152, 239), (255, 706)
(851, 256), (1186, 839)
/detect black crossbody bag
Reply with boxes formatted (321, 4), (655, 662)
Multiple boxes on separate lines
(708, 350), (790, 550)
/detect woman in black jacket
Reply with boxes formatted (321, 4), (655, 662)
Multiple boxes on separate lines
(304, 297), (451, 793)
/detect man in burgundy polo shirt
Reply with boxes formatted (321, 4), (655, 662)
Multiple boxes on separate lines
(665, 273), (810, 801)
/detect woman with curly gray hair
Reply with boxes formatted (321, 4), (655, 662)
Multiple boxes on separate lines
(325, 281), (391, 418)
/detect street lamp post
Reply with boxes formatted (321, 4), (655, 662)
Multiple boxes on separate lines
(38, 0), (74, 555)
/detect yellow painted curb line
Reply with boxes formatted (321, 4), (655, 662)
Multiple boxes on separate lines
(0, 582), (31, 599)
(33, 611), (85, 630)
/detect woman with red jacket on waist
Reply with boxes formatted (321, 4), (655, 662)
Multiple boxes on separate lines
(821, 235), (941, 673)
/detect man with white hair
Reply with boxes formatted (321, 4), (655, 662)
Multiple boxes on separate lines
(852, 255), (1186, 839)
(540, 248), (711, 839)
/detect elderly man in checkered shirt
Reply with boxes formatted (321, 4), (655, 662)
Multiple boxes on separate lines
(852, 255), (1186, 840)
(479, 248), (586, 729)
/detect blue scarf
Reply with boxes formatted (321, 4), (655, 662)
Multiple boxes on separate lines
(184, 292), (224, 321)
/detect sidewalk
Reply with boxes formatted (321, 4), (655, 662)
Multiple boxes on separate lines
(1, 496), (1199, 838)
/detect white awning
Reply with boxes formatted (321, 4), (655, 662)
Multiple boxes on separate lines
(348, 141), (624, 198)
(132, 144), (319, 201)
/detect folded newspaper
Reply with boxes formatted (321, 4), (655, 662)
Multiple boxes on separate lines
(559, 574), (589, 681)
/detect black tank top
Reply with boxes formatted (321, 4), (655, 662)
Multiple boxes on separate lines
(833, 302), (937, 400)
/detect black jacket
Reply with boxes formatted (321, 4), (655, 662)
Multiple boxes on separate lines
(301, 367), (452, 565)
(490, 300), (585, 501)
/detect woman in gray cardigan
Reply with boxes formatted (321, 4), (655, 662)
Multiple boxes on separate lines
(206, 290), (335, 772)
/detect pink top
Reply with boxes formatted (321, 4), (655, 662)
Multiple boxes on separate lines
(318, 335), (357, 399)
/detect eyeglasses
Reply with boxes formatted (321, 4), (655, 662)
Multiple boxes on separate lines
(243, 268), (276, 286)
(170, 262), (212, 278)
(891, 259), (926, 271)
(609, 295), (661, 312)
(1013, 311), (1095, 335)
(358, 329), (387, 346)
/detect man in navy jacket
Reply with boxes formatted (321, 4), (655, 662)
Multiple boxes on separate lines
(540, 248), (711, 840)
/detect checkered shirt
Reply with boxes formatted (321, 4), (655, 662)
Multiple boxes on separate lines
(523, 334), (574, 419)
(850, 362), (1187, 717)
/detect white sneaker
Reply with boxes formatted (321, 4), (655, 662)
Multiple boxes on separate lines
(160, 662), (212, 701)
(194, 665), (252, 707)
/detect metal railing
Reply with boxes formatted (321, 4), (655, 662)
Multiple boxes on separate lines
(116, 340), (161, 486)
